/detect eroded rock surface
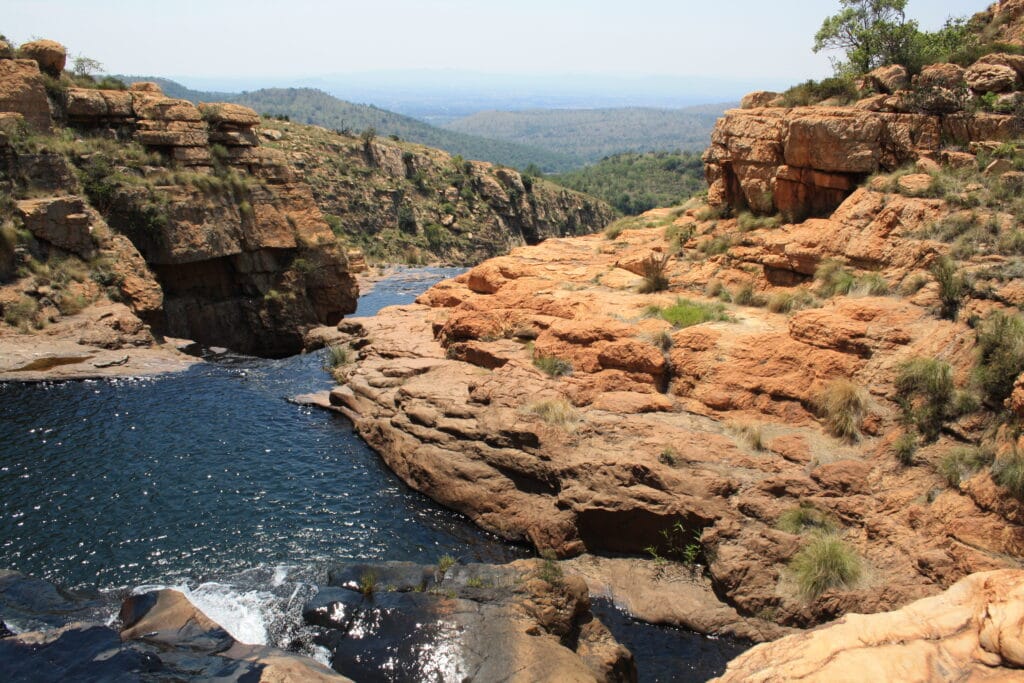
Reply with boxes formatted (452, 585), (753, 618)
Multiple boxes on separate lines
(713, 569), (1024, 682)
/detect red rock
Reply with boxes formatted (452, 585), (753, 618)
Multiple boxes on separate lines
(0, 59), (51, 131)
(18, 39), (66, 77)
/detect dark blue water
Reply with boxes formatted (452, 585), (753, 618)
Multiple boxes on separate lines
(0, 266), (748, 677)
(0, 268), (516, 595)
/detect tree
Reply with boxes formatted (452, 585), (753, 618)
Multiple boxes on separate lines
(814, 0), (919, 74)
(71, 54), (104, 78)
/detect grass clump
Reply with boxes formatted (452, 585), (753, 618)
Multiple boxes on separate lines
(814, 260), (856, 297)
(893, 432), (918, 466)
(324, 344), (350, 369)
(438, 554), (456, 574)
(638, 252), (671, 293)
(730, 423), (766, 451)
(655, 298), (731, 329)
(993, 447), (1024, 500)
(777, 503), (837, 535)
(664, 223), (693, 254)
(696, 234), (733, 257)
(895, 357), (961, 441)
(938, 444), (995, 487)
(537, 549), (563, 585)
(930, 256), (969, 321)
(3, 296), (39, 330)
(737, 211), (782, 232)
(604, 221), (626, 240)
(359, 571), (377, 596)
(814, 379), (869, 442)
(533, 355), (573, 377)
(658, 447), (679, 467)
(790, 534), (862, 600)
(974, 311), (1024, 407)
(526, 398), (579, 427)
(768, 288), (818, 314)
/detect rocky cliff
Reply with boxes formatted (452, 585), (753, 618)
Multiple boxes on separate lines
(0, 38), (358, 356)
(312, 62), (1024, 675)
(259, 119), (616, 265)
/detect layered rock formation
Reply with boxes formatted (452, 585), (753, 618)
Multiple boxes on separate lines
(260, 119), (616, 265)
(704, 105), (1019, 220)
(713, 569), (1024, 682)
(0, 41), (357, 356)
(316, 169), (1024, 649)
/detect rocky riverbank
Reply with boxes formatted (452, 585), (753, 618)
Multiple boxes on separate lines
(0, 559), (636, 682)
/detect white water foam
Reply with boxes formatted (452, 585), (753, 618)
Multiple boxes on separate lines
(133, 581), (273, 645)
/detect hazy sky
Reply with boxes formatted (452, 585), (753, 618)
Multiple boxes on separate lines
(5, 0), (991, 84)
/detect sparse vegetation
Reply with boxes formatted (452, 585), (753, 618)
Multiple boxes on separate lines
(3, 295), (39, 330)
(790, 534), (862, 599)
(768, 288), (818, 314)
(653, 298), (731, 328)
(894, 357), (961, 441)
(638, 252), (671, 293)
(893, 432), (918, 465)
(930, 256), (969, 321)
(737, 211), (783, 232)
(324, 344), (350, 369)
(993, 447), (1024, 500)
(659, 447), (679, 467)
(533, 355), (573, 377)
(777, 503), (838, 535)
(438, 554), (456, 574)
(974, 311), (1024, 407)
(526, 398), (579, 427)
(815, 379), (869, 442)
(538, 549), (563, 585)
(730, 423), (766, 451)
(359, 571), (377, 596)
(938, 444), (995, 487)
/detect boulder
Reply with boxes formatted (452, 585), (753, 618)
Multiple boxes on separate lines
(16, 196), (96, 258)
(18, 39), (66, 77)
(965, 61), (1019, 93)
(976, 52), (1024, 79)
(64, 87), (133, 120)
(864, 64), (908, 94)
(918, 62), (966, 89)
(128, 81), (163, 94)
(741, 91), (780, 109)
(0, 58), (52, 131)
(713, 570), (1024, 682)
(0, 39), (14, 60)
(198, 102), (260, 127)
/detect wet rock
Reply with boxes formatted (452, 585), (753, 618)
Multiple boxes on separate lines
(0, 622), (159, 682)
(306, 559), (636, 682)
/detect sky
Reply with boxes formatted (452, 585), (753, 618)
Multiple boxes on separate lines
(4, 0), (992, 88)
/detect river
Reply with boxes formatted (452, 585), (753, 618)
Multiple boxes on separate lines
(0, 267), (747, 681)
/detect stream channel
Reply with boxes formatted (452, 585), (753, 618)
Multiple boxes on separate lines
(0, 267), (748, 681)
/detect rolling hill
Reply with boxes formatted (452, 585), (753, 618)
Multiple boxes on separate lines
(443, 106), (732, 166)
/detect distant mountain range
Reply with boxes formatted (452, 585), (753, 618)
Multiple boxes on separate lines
(115, 76), (731, 173)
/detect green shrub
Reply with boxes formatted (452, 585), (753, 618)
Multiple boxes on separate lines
(659, 447), (679, 467)
(780, 76), (859, 107)
(938, 444), (994, 487)
(3, 295), (38, 329)
(895, 358), (957, 441)
(438, 554), (456, 574)
(638, 252), (671, 293)
(993, 448), (1024, 499)
(930, 256), (969, 320)
(359, 571), (377, 596)
(852, 273), (890, 297)
(604, 221), (625, 240)
(815, 259), (856, 297)
(737, 211), (782, 232)
(657, 298), (731, 328)
(893, 432), (918, 466)
(696, 234), (732, 256)
(533, 355), (573, 377)
(664, 223), (693, 254)
(768, 288), (817, 314)
(974, 311), (1024, 407)
(789, 534), (862, 599)
(324, 344), (350, 369)
(538, 549), (563, 585)
(424, 223), (448, 250)
(814, 379), (869, 442)
(777, 503), (837, 535)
